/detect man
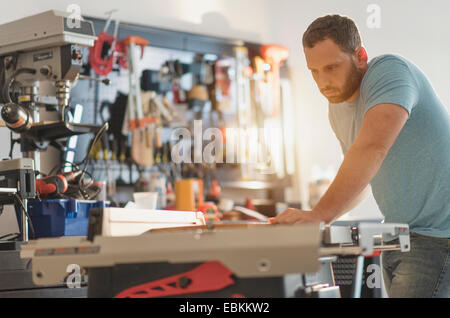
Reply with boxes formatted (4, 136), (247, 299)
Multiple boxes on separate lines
(271, 15), (450, 298)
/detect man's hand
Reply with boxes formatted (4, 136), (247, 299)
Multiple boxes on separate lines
(269, 209), (325, 225)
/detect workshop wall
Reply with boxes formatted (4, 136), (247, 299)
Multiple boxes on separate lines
(0, 0), (274, 160)
(0, 0), (277, 236)
(1, 0), (449, 224)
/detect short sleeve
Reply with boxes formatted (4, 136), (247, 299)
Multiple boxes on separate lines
(328, 106), (349, 155)
(361, 55), (420, 116)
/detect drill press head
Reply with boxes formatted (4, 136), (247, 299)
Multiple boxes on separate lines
(0, 10), (97, 107)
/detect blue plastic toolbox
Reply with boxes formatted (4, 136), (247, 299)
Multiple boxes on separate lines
(15, 199), (108, 238)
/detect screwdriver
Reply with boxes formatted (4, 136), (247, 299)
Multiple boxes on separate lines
(36, 171), (82, 196)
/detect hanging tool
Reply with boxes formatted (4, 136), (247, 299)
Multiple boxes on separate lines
(260, 45), (289, 178)
(119, 36), (152, 129)
(260, 45), (289, 118)
(252, 56), (269, 121)
(150, 92), (173, 123)
(169, 60), (187, 104)
(89, 10), (120, 76)
(162, 96), (187, 126)
(187, 84), (209, 110)
(250, 56), (273, 174)
(234, 47), (252, 128)
(233, 46), (253, 180)
(214, 58), (233, 112)
(187, 54), (209, 110)
(104, 93), (128, 185)
(118, 36), (155, 168)
(213, 58), (233, 162)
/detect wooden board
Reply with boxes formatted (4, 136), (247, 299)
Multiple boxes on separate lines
(147, 222), (271, 234)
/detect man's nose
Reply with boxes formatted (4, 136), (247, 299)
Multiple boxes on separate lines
(316, 73), (332, 90)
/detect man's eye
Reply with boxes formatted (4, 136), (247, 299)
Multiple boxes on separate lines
(327, 65), (337, 71)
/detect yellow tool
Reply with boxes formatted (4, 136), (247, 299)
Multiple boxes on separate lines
(175, 179), (204, 212)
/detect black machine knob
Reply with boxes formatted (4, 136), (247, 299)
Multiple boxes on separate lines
(1, 103), (33, 132)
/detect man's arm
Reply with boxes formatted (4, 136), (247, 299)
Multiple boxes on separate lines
(335, 132), (371, 214)
(272, 103), (409, 225)
(314, 103), (409, 223)
(339, 184), (372, 214)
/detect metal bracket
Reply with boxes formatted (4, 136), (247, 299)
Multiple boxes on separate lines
(357, 223), (410, 255)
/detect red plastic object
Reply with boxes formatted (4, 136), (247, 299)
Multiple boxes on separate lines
(365, 251), (381, 258)
(245, 198), (256, 211)
(117, 36), (149, 70)
(89, 32), (116, 76)
(114, 261), (235, 298)
(199, 203), (220, 222)
(164, 204), (177, 211)
(210, 179), (221, 197)
(128, 116), (157, 130)
(35, 181), (57, 195)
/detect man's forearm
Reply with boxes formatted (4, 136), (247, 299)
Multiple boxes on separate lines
(313, 144), (388, 223)
(340, 184), (372, 214)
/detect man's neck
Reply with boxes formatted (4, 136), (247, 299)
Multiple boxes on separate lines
(345, 66), (368, 103)
(346, 88), (360, 103)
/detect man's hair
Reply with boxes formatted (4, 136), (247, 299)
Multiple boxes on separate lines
(302, 15), (362, 54)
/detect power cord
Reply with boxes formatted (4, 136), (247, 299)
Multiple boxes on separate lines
(44, 121), (107, 200)
(77, 122), (109, 198)
(13, 193), (36, 240)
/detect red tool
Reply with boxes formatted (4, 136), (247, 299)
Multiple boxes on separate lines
(118, 36), (151, 130)
(260, 45), (289, 118)
(116, 36), (148, 71)
(35, 171), (82, 196)
(89, 13), (120, 76)
(89, 32), (115, 76)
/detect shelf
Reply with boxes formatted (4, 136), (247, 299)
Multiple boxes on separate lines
(221, 181), (279, 190)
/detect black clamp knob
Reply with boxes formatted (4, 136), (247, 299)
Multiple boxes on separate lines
(178, 276), (192, 289)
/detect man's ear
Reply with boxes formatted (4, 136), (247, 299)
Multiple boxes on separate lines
(355, 47), (368, 65)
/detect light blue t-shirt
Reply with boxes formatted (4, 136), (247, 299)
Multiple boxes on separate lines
(329, 54), (450, 238)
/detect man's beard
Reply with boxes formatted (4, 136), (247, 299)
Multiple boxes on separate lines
(322, 62), (364, 104)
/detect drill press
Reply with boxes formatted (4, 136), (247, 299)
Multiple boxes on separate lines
(0, 10), (100, 241)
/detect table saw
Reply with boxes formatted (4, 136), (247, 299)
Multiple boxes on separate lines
(18, 207), (410, 298)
